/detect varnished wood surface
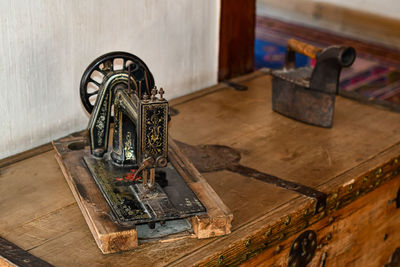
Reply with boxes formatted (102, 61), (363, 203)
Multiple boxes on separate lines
(170, 72), (400, 191)
(244, 171), (400, 266)
(1, 71), (400, 266)
(0, 143), (52, 169)
(52, 134), (232, 254)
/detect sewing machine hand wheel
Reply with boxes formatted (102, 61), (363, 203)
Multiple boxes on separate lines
(79, 51), (155, 121)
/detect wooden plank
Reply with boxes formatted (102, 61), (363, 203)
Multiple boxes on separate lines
(5, 203), (210, 267)
(173, 142), (400, 266)
(166, 73), (400, 265)
(0, 143), (53, 168)
(244, 173), (400, 266)
(0, 256), (14, 267)
(168, 139), (233, 238)
(171, 196), (311, 266)
(219, 0), (256, 80)
(1, 72), (400, 265)
(52, 132), (232, 254)
(52, 132), (137, 254)
(169, 74), (400, 189)
(0, 79), (298, 265)
(55, 154), (139, 254)
(0, 80), (297, 265)
(0, 151), (76, 234)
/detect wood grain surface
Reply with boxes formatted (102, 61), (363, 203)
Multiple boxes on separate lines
(52, 134), (232, 254)
(1, 71), (400, 266)
(244, 172), (400, 266)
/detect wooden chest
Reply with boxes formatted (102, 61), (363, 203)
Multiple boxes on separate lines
(1, 71), (400, 266)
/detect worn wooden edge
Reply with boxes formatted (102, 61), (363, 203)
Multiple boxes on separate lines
(244, 172), (400, 266)
(52, 131), (139, 254)
(169, 70), (268, 107)
(317, 141), (400, 212)
(169, 138), (233, 238)
(170, 196), (311, 267)
(54, 152), (138, 254)
(52, 132), (232, 254)
(170, 143), (400, 266)
(0, 256), (15, 267)
(0, 143), (53, 169)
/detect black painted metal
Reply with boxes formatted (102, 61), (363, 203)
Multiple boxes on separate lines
(395, 188), (400, 209)
(0, 237), (53, 267)
(288, 230), (317, 267)
(175, 141), (327, 212)
(79, 52), (205, 227)
(83, 157), (205, 226)
(79, 51), (155, 118)
(386, 247), (400, 267)
(229, 164), (327, 212)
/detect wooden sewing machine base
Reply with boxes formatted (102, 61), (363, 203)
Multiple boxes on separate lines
(52, 131), (232, 254)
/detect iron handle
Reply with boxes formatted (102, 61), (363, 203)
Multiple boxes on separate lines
(287, 39), (322, 59)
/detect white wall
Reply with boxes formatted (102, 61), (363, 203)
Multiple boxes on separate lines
(0, 0), (221, 159)
(316, 0), (400, 20)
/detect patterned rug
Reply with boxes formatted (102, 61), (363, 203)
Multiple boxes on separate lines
(255, 18), (400, 109)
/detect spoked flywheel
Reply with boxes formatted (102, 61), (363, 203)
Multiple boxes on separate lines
(79, 51), (155, 118)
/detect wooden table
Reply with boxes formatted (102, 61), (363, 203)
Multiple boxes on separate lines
(1, 71), (400, 266)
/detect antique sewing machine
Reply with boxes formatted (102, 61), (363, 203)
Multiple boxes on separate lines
(79, 52), (206, 227)
(52, 51), (232, 253)
(272, 39), (356, 127)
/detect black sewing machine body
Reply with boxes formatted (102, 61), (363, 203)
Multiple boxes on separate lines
(80, 52), (205, 227)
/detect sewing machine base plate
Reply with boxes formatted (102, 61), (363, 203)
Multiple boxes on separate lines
(52, 131), (232, 254)
(83, 155), (206, 226)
